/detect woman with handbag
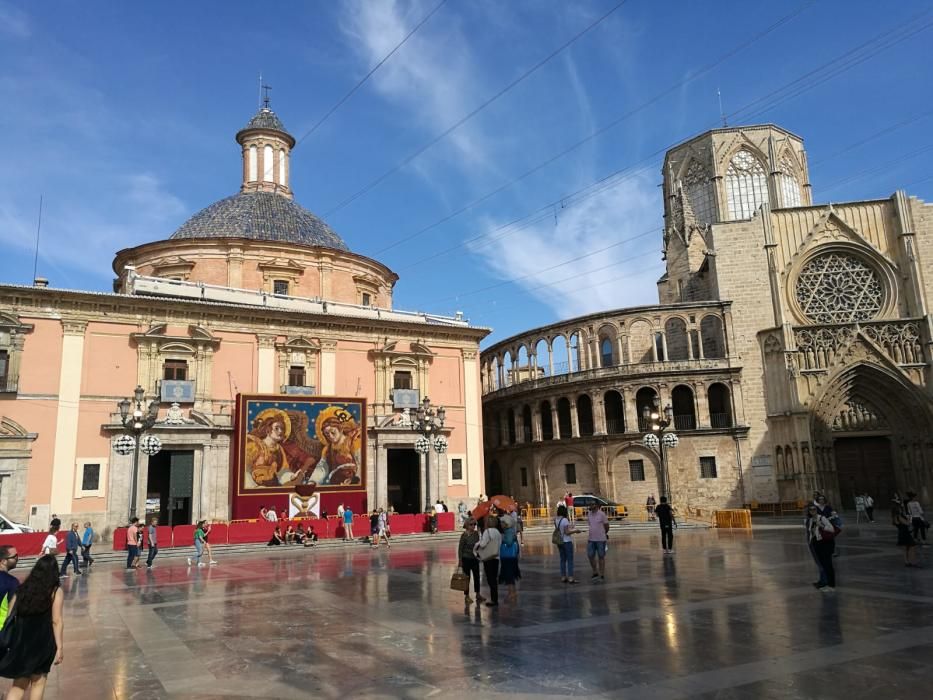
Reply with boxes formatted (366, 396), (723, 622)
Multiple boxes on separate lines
(805, 504), (836, 591)
(457, 519), (481, 604)
(474, 516), (502, 607)
(0, 554), (64, 700)
(554, 504), (579, 584)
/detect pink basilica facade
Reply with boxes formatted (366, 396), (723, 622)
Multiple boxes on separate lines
(0, 104), (488, 533)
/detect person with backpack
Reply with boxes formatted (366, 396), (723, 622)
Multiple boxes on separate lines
(805, 503), (836, 591)
(553, 504), (579, 584)
(498, 512), (521, 603)
(474, 515), (502, 607)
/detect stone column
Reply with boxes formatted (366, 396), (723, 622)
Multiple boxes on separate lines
(570, 399), (580, 438)
(695, 382), (711, 428)
(257, 334), (277, 393)
(550, 403), (561, 440)
(618, 335), (627, 365)
(532, 406), (542, 442)
(594, 394), (607, 435)
(623, 387), (640, 434)
(548, 347), (555, 377)
(514, 410), (525, 444)
(50, 319), (87, 517)
(420, 451), (428, 511)
(660, 331), (669, 362)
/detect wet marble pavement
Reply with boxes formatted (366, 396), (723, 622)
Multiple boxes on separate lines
(3, 523), (932, 699)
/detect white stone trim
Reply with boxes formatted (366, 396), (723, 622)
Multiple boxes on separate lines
(74, 458), (107, 498)
(50, 325), (85, 514)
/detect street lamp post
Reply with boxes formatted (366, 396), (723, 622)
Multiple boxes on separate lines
(641, 396), (679, 500)
(118, 385), (160, 522)
(412, 396), (447, 509)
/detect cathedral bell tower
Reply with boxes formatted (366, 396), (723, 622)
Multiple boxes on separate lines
(235, 92), (296, 199)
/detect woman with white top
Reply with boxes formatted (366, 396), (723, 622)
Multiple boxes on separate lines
(41, 526), (59, 557)
(554, 504), (579, 584)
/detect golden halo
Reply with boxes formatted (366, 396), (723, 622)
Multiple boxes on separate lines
(253, 408), (291, 440)
(315, 405), (355, 443)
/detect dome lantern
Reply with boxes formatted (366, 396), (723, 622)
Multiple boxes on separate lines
(235, 90), (296, 199)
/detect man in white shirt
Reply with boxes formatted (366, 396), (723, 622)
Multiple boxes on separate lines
(864, 494), (875, 522)
(434, 501), (445, 514)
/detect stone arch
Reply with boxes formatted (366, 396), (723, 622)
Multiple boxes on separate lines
(568, 332), (583, 372)
(671, 384), (696, 430)
(708, 382), (732, 427)
(700, 315), (726, 358)
(604, 390), (625, 434)
(610, 443), (662, 504)
(502, 350), (514, 387)
(628, 319), (655, 363)
(551, 335), (569, 375)
(635, 386), (659, 432)
(534, 338), (550, 377)
(577, 394), (594, 437)
(543, 448), (597, 501)
(596, 323), (618, 367)
(810, 361), (933, 506)
(664, 316), (690, 361)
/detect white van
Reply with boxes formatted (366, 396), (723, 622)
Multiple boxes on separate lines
(0, 511), (34, 533)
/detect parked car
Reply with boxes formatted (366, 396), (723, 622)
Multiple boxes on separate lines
(0, 511), (35, 533)
(572, 495), (627, 519)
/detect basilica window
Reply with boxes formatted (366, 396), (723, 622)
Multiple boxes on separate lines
(273, 279), (289, 296)
(263, 145), (274, 182)
(683, 160), (715, 225)
(163, 359), (188, 381)
(0, 351), (7, 391)
(725, 150), (769, 219)
(779, 156), (802, 208)
(795, 252), (884, 324)
(248, 145), (258, 181)
(393, 371), (413, 390)
(288, 365), (306, 387)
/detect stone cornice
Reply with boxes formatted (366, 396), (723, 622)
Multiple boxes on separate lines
(0, 284), (490, 342)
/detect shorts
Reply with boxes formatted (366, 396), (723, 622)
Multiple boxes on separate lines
(587, 541), (607, 559)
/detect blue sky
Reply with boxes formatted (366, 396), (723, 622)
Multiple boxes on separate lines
(2, 0), (932, 347)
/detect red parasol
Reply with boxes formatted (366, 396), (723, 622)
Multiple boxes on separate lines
(489, 494), (517, 513)
(471, 500), (492, 521)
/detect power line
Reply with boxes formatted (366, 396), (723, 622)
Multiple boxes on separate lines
(295, 0), (449, 147)
(394, 7), (932, 271)
(376, 1), (816, 258)
(820, 142), (933, 193)
(810, 109), (933, 167)
(321, 0), (634, 218)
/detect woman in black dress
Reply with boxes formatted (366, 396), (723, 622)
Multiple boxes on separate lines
(0, 554), (64, 699)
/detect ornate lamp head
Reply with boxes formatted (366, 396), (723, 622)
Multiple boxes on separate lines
(642, 433), (660, 449)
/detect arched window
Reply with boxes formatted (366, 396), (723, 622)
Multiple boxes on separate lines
(671, 385), (696, 430)
(600, 338), (614, 367)
(708, 383), (732, 428)
(248, 145), (258, 181)
(779, 156), (802, 208)
(635, 387), (659, 432)
(263, 145), (274, 183)
(683, 160), (715, 225)
(725, 150), (769, 219)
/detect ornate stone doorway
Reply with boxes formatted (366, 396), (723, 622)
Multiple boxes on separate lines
(833, 436), (894, 510)
(387, 448), (420, 514)
(146, 450), (194, 526)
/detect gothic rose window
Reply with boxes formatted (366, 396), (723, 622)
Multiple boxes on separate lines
(795, 252), (884, 323)
(725, 150), (769, 219)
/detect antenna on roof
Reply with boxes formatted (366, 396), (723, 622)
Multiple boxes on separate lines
(32, 194), (43, 285)
(258, 72), (263, 108)
(717, 87), (727, 127)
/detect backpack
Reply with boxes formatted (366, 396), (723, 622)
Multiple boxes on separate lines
(551, 518), (566, 546)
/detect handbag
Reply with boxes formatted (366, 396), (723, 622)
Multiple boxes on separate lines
(500, 541), (518, 559)
(0, 600), (19, 661)
(551, 518), (565, 546)
(449, 571), (470, 592)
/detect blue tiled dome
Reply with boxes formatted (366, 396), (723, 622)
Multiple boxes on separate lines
(170, 191), (350, 250)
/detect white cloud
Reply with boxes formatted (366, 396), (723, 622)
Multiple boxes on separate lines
(339, 0), (491, 168)
(0, 172), (186, 283)
(0, 2), (30, 39)
(469, 174), (663, 317)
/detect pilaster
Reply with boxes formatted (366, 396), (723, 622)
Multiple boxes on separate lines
(50, 319), (87, 515)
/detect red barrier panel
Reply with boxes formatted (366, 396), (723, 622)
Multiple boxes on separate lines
(0, 532), (54, 557)
(152, 526), (173, 548)
(205, 523), (228, 546)
(172, 525), (196, 547)
(438, 512), (455, 531)
(227, 520), (276, 544)
(113, 527), (128, 551)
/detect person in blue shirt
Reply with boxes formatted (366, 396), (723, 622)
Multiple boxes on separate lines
(59, 522), (82, 577)
(343, 506), (354, 541)
(80, 521), (94, 569)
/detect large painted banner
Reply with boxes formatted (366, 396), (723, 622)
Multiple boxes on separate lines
(231, 395), (366, 519)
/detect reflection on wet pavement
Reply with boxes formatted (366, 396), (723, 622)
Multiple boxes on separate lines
(4, 524), (932, 698)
